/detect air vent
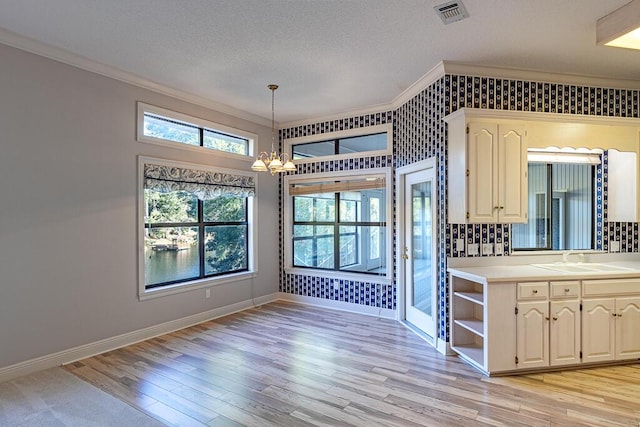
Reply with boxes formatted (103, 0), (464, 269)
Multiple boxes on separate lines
(434, 0), (469, 24)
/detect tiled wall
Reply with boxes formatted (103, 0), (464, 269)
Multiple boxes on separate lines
(280, 73), (640, 343)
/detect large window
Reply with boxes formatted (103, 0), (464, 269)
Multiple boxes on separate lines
(512, 161), (595, 251)
(285, 169), (392, 281)
(139, 157), (256, 298)
(137, 103), (256, 158)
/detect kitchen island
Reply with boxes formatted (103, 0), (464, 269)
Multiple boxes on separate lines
(447, 253), (640, 375)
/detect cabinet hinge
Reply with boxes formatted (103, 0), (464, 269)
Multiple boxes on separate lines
(515, 356), (519, 365)
(466, 126), (469, 134)
(466, 212), (470, 220)
(466, 169), (469, 177)
(515, 306), (518, 315)
(580, 351), (582, 359)
(580, 303), (582, 311)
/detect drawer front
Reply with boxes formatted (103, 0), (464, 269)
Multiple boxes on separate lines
(517, 282), (549, 300)
(582, 279), (640, 296)
(550, 281), (581, 299)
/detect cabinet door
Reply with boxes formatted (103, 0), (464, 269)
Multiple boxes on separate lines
(549, 300), (580, 366)
(615, 296), (640, 360)
(516, 301), (549, 369)
(467, 123), (498, 223)
(582, 298), (615, 363)
(497, 125), (527, 223)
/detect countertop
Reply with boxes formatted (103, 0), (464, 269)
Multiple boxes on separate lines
(447, 259), (640, 284)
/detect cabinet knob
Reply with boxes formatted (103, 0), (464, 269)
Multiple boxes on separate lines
(532, 289), (538, 294)
(612, 313), (618, 317)
(545, 316), (550, 321)
(552, 316), (558, 321)
(493, 206), (499, 211)
(564, 288), (570, 292)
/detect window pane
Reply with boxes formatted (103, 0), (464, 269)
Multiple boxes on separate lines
(370, 197), (380, 222)
(293, 225), (314, 237)
(316, 237), (334, 268)
(338, 133), (386, 154)
(203, 197), (246, 222)
(339, 195), (360, 222)
(145, 227), (199, 285)
(315, 198), (335, 222)
(293, 239), (314, 266)
(293, 140), (336, 159)
(339, 227), (357, 267)
(143, 114), (199, 146)
(292, 230), (334, 269)
(145, 190), (197, 223)
(205, 225), (247, 275)
(203, 129), (248, 155)
(294, 197), (314, 221)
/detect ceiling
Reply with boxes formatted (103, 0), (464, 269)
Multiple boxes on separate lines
(1, 0), (639, 124)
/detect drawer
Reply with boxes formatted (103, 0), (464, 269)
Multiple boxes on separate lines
(550, 281), (580, 298)
(582, 279), (640, 296)
(517, 282), (548, 300)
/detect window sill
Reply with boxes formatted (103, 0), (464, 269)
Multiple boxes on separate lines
(284, 267), (391, 286)
(139, 271), (257, 301)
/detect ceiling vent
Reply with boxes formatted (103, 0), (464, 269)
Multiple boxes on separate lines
(434, 1), (469, 24)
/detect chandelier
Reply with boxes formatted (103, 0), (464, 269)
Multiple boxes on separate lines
(251, 84), (296, 175)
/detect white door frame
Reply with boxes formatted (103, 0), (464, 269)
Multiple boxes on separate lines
(395, 158), (437, 338)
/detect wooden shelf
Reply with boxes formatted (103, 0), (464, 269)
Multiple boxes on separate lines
(454, 291), (484, 305)
(454, 319), (484, 337)
(452, 343), (484, 367)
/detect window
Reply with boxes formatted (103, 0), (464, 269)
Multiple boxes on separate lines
(139, 157), (256, 298)
(137, 103), (256, 158)
(284, 169), (392, 282)
(512, 162), (595, 251)
(284, 124), (392, 163)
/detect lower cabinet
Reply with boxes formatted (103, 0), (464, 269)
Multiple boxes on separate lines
(515, 281), (581, 370)
(582, 296), (640, 363)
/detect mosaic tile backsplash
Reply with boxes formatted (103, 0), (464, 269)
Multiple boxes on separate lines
(280, 73), (640, 343)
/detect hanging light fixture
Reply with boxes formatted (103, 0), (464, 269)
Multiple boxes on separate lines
(251, 84), (296, 175)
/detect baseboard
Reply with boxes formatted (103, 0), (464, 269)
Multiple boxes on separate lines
(277, 292), (396, 319)
(0, 292), (279, 383)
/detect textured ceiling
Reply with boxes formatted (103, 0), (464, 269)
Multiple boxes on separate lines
(0, 0), (639, 123)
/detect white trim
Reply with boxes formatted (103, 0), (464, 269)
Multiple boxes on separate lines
(283, 167), (394, 282)
(0, 293), (279, 383)
(0, 28), (272, 128)
(283, 123), (393, 165)
(137, 102), (258, 159)
(392, 62), (448, 110)
(279, 103), (393, 130)
(137, 156), (258, 300)
(437, 338), (454, 356)
(277, 292), (396, 319)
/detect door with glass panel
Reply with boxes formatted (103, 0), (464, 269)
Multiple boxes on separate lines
(404, 168), (436, 337)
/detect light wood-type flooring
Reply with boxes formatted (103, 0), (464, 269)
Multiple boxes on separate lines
(66, 301), (640, 426)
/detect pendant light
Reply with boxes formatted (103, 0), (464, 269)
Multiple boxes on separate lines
(251, 84), (296, 175)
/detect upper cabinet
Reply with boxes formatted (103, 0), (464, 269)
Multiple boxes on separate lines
(446, 110), (528, 223)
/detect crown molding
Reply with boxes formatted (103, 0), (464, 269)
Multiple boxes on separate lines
(0, 28), (272, 127)
(391, 61), (448, 109)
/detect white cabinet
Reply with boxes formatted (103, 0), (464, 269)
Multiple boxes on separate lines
(445, 110), (528, 223)
(582, 280), (640, 363)
(515, 281), (581, 370)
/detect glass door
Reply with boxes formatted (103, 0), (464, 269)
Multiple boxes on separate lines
(404, 168), (436, 337)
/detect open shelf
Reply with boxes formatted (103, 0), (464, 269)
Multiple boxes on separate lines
(454, 319), (484, 337)
(454, 291), (484, 305)
(452, 343), (484, 367)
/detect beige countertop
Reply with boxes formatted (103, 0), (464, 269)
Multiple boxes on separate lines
(447, 258), (640, 284)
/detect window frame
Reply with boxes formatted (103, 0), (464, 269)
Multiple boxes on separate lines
(137, 102), (257, 160)
(284, 167), (393, 285)
(138, 156), (257, 300)
(284, 123), (392, 164)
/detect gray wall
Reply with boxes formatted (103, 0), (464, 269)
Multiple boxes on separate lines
(0, 43), (280, 369)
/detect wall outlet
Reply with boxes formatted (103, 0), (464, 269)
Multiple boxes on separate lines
(455, 238), (465, 253)
(482, 243), (493, 256)
(610, 240), (620, 253)
(205, 288), (211, 299)
(495, 242), (504, 255)
(467, 243), (479, 256)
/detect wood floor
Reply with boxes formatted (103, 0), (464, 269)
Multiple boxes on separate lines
(66, 301), (640, 426)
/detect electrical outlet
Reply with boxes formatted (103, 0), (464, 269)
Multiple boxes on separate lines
(455, 238), (465, 253)
(205, 288), (211, 299)
(482, 243), (493, 256)
(495, 242), (504, 255)
(610, 240), (620, 252)
(467, 243), (479, 256)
